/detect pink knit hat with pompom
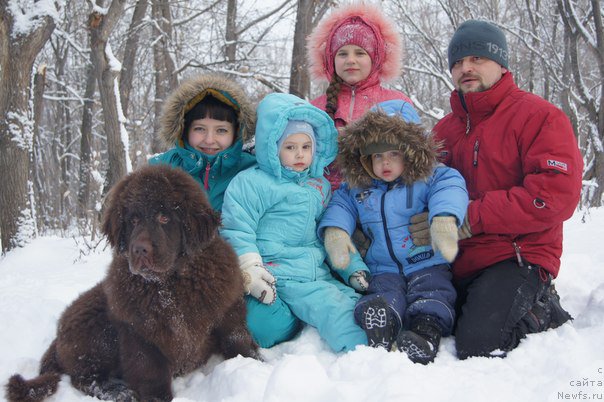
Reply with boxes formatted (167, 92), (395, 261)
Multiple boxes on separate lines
(329, 17), (377, 61)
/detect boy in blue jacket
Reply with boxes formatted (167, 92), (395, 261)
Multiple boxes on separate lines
(220, 93), (367, 352)
(318, 100), (469, 363)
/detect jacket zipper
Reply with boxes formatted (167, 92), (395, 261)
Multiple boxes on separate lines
(380, 193), (404, 273)
(348, 86), (356, 122)
(459, 91), (471, 135)
(513, 242), (524, 267)
(203, 162), (211, 190)
(459, 91), (478, 168)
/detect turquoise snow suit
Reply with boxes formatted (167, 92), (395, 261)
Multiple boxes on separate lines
(220, 93), (368, 352)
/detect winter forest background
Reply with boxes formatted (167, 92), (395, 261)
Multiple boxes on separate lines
(0, 0), (601, 252)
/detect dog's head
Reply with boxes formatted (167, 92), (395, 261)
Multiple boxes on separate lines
(102, 165), (221, 280)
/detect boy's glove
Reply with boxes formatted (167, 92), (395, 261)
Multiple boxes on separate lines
(409, 212), (430, 246)
(430, 216), (459, 263)
(324, 227), (357, 270)
(349, 271), (369, 292)
(239, 253), (276, 304)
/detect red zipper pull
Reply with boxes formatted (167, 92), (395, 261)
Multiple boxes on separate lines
(473, 139), (479, 167)
(203, 162), (211, 190)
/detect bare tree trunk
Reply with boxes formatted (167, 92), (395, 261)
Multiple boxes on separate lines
(558, 0), (603, 206)
(32, 65), (47, 230)
(54, 47), (73, 228)
(0, 1), (55, 253)
(89, 0), (128, 193)
(289, 0), (316, 98)
(225, 0), (237, 64)
(151, 0), (177, 154)
(77, 61), (97, 220)
(120, 0), (149, 116)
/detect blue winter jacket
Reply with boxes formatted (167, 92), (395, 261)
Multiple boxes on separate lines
(220, 93), (338, 281)
(319, 167), (468, 277)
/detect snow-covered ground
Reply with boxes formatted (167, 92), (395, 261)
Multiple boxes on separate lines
(1, 208), (603, 402)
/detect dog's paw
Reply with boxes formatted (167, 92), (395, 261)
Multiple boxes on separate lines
(87, 379), (138, 402)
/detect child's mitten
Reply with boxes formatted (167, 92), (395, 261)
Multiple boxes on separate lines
(430, 216), (459, 263)
(324, 227), (357, 269)
(349, 271), (369, 292)
(239, 253), (277, 304)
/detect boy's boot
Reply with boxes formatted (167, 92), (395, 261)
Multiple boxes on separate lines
(396, 315), (442, 365)
(360, 297), (397, 350)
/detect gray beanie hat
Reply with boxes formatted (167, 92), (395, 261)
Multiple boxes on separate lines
(447, 20), (508, 71)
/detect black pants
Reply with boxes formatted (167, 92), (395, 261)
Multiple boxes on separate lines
(454, 259), (550, 359)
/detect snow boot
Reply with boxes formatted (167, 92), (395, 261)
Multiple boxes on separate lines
(397, 315), (442, 364)
(360, 297), (397, 350)
(525, 282), (572, 332)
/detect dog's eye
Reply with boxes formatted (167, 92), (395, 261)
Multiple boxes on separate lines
(157, 214), (170, 225)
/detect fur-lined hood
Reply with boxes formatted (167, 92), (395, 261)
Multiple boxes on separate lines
(158, 74), (255, 148)
(338, 110), (437, 189)
(306, 2), (403, 83)
(255, 93), (337, 180)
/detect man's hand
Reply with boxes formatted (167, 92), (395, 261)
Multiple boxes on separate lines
(324, 227), (357, 269)
(458, 212), (472, 240)
(239, 253), (277, 304)
(409, 211), (430, 246)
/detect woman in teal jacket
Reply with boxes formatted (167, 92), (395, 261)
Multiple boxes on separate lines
(220, 93), (367, 352)
(149, 73), (256, 211)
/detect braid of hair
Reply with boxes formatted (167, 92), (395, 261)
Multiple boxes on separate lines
(324, 74), (342, 120)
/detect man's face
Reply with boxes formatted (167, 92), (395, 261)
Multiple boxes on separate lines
(450, 56), (507, 94)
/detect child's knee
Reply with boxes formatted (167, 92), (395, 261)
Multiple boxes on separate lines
(246, 296), (301, 348)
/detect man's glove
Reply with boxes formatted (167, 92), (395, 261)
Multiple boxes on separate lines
(349, 271), (369, 292)
(458, 210), (472, 240)
(430, 216), (459, 263)
(324, 227), (357, 270)
(409, 212), (430, 246)
(239, 253), (276, 304)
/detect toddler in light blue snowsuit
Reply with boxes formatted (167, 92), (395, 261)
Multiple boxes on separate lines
(220, 93), (367, 352)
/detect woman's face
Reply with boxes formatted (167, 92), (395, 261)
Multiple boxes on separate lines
(187, 117), (235, 155)
(334, 45), (372, 85)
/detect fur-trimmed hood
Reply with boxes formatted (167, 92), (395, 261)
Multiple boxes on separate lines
(255, 93), (337, 180)
(306, 2), (403, 84)
(158, 74), (255, 148)
(338, 110), (437, 188)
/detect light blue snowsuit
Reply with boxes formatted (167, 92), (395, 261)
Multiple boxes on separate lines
(220, 93), (367, 352)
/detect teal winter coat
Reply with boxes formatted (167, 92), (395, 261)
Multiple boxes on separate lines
(221, 93), (337, 279)
(220, 93), (367, 352)
(148, 74), (256, 211)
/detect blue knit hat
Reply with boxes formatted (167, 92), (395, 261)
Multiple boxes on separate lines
(277, 120), (316, 155)
(447, 20), (508, 71)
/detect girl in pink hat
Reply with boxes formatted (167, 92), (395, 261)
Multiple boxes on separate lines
(306, 2), (414, 190)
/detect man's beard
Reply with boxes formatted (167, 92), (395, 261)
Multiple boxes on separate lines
(458, 74), (488, 94)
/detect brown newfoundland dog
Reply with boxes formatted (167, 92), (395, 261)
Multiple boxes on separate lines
(6, 165), (258, 402)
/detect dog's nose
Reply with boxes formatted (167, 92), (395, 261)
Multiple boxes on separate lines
(133, 239), (152, 257)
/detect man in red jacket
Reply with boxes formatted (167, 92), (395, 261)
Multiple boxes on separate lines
(413, 20), (583, 359)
